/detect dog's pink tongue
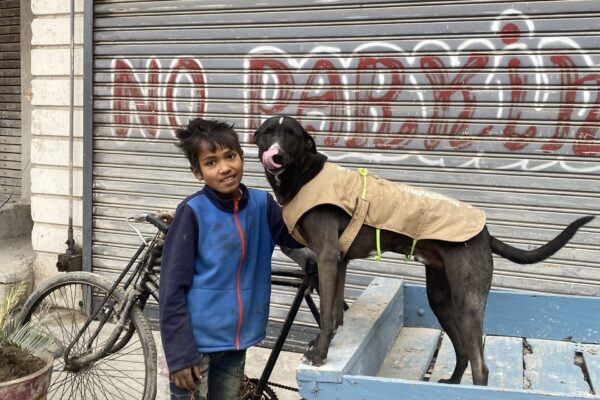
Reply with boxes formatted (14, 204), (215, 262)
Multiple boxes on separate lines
(262, 145), (282, 170)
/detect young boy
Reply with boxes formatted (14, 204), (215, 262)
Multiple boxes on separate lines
(159, 118), (306, 400)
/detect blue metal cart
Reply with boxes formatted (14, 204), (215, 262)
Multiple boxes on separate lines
(297, 278), (600, 399)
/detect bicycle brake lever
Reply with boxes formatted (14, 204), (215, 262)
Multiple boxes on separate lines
(132, 213), (148, 223)
(126, 214), (149, 244)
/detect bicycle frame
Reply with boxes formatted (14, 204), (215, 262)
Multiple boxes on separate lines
(54, 211), (323, 399)
(63, 218), (164, 370)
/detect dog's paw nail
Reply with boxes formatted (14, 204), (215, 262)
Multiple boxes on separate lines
(302, 356), (315, 366)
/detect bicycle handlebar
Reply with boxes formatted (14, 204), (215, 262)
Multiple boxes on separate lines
(145, 213), (169, 234)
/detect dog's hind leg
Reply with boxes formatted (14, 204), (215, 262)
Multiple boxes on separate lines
(442, 233), (493, 386)
(456, 305), (488, 386)
(425, 268), (469, 384)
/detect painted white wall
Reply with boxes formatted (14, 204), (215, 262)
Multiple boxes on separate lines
(30, 0), (84, 286)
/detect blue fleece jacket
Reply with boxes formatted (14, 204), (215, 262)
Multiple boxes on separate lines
(159, 184), (300, 373)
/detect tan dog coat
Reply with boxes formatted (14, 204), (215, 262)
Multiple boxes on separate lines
(283, 162), (486, 248)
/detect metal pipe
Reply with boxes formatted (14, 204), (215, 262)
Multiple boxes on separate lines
(67, 0), (75, 250)
(82, 0), (94, 273)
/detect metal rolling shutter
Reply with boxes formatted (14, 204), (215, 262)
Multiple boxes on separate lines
(0, 0), (20, 204)
(88, 1), (600, 341)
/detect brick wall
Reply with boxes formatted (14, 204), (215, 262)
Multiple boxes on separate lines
(30, 0), (83, 285)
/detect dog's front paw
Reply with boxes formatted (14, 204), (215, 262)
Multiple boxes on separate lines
(438, 377), (460, 385)
(307, 334), (320, 351)
(303, 347), (326, 367)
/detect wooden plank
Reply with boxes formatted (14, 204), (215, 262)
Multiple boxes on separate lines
(404, 284), (600, 343)
(0, 169), (19, 178)
(0, 177), (20, 186)
(429, 333), (473, 385)
(298, 375), (595, 400)
(0, 160), (19, 169)
(0, 185), (20, 195)
(485, 336), (524, 390)
(377, 327), (441, 381)
(0, 127), (20, 135)
(524, 339), (590, 395)
(0, 144), (20, 153)
(0, 119), (19, 128)
(0, 153), (20, 162)
(0, 136), (19, 145)
(297, 277), (404, 383)
(581, 344), (600, 394)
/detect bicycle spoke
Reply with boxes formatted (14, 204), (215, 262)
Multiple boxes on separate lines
(22, 276), (155, 399)
(95, 365), (139, 399)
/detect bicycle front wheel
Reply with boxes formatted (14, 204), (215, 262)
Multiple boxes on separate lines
(19, 271), (157, 400)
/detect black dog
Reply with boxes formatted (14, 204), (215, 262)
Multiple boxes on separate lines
(253, 115), (593, 386)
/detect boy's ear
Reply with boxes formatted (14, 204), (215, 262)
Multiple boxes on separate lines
(191, 167), (203, 181)
(239, 149), (244, 161)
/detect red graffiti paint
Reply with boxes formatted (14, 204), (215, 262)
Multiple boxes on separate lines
(421, 53), (489, 150)
(351, 57), (411, 148)
(373, 118), (418, 149)
(501, 23), (521, 45)
(297, 59), (346, 147)
(502, 58), (538, 151)
(247, 59), (295, 137)
(112, 58), (206, 137)
(113, 59), (159, 137)
(165, 58), (206, 129)
(573, 73), (600, 156)
(112, 49), (599, 157)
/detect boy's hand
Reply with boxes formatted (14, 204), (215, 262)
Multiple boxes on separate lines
(171, 364), (202, 390)
(157, 210), (175, 225)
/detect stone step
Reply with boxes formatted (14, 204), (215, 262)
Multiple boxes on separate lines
(0, 235), (34, 303)
(0, 203), (33, 240)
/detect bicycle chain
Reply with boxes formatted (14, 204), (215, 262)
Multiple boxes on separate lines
(238, 376), (298, 400)
(264, 380), (299, 392)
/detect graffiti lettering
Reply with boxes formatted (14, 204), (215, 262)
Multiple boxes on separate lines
(113, 59), (159, 137)
(112, 58), (206, 138)
(110, 12), (599, 159)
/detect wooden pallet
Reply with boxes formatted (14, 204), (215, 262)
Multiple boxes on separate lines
(297, 278), (600, 399)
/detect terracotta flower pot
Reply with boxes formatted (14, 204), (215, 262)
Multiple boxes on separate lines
(0, 351), (53, 400)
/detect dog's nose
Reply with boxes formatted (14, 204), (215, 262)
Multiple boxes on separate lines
(272, 154), (284, 165)
(262, 144), (283, 170)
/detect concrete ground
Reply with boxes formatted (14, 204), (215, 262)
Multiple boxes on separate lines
(156, 331), (305, 400)
(245, 346), (305, 400)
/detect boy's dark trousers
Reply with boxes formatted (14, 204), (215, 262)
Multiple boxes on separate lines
(169, 350), (246, 400)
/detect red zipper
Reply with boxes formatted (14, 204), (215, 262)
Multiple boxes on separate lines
(233, 198), (246, 350)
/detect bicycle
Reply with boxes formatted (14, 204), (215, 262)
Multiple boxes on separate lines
(18, 213), (167, 399)
(18, 213), (321, 400)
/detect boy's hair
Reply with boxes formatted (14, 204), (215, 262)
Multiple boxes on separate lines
(175, 118), (243, 169)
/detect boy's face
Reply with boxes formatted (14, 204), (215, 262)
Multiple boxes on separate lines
(193, 142), (244, 199)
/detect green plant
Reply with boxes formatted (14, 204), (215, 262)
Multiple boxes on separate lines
(0, 280), (55, 356)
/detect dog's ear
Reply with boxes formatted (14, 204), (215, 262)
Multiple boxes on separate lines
(303, 127), (317, 154)
(252, 128), (261, 144)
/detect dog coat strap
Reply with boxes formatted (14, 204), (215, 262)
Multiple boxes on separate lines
(374, 228), (382, 261)
(358, 167), (368, 198)
(406, 239), (417, 261)
(358, 168), (383, 262)
(338, 197), (370, 258)
(338, 167), (372, 258)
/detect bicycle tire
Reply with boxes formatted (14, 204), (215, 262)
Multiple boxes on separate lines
(19, 271), (157, 400)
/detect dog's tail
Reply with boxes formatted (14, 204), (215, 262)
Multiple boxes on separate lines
(490, 216), (594, 264)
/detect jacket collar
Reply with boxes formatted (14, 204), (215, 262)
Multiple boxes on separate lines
(201, 183), (249, 213)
